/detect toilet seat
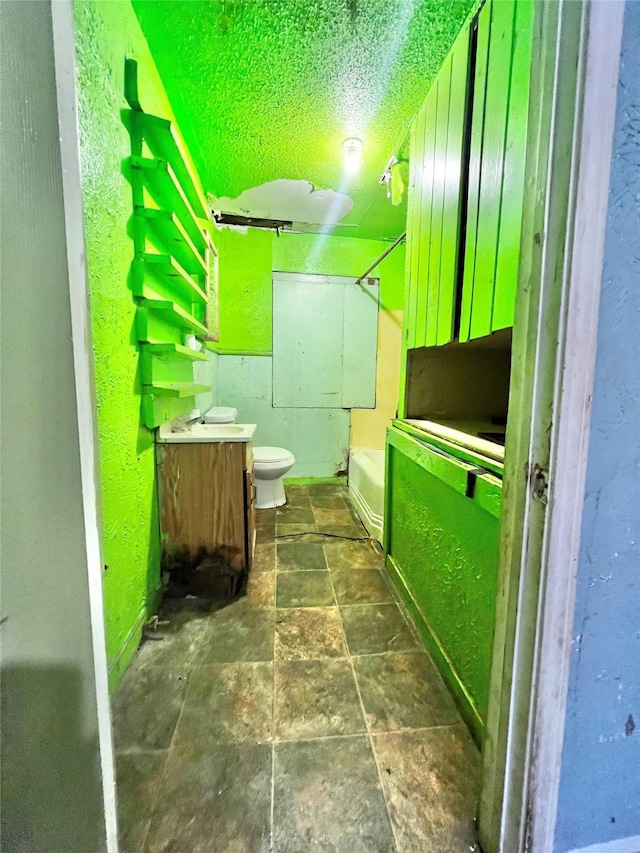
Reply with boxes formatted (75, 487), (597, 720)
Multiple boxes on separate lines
(253, 446), (294, 464)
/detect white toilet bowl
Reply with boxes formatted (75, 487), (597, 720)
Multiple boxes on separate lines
(253, 446), (296, 508)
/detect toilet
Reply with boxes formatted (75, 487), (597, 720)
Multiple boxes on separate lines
(202, 407), (295, 508)
(252, 446), (296, 508)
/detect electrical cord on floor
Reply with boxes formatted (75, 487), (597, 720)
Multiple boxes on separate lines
(274, 531), (384, 555)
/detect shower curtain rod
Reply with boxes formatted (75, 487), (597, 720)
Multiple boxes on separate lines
(356, 231), (406, 284)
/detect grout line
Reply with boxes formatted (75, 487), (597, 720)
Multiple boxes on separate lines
(270, 574), (277, 853)
(271, 723), (462, 746)
(327, 570), (401, 853)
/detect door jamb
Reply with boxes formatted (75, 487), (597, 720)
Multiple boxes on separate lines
(478, 2), (625, 851)
(50, 2), (118, 850)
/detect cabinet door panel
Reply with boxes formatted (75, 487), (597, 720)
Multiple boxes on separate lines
(460, 2), (491, 342)
(492, 0), (533, 331)
(414, 90), (437, 348)
(437, 30), (470, 346)
(470, 0), (517, 340)
(425, 56), (452, 347)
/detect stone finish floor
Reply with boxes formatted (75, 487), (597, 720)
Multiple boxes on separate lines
(112, 484), (480, 853)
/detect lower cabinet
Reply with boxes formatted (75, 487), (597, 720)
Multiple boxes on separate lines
(156, 440), (255, 597)
(385, 425), (502, 744)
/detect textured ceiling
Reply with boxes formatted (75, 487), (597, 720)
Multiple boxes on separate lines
(133, 0), (474, 240)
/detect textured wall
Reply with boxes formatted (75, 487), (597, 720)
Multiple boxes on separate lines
(73, 0), (195, 685)
(0, 3), (107, 847)
(555, 3), (640, 850)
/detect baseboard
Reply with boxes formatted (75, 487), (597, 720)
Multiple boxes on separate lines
(107, 606), (148, 693)
(386, 553), (484, 746)
(564, 836), (640, 853)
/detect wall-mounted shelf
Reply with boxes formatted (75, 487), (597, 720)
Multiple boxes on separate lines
(142, 254), (207, 304)
(139, 298), (209, 337)
(140, 112), (209, 221)
(130, 156), (206, 250)
(125, 59), (216, 429)
(143, 342), (208, 362)
(135, 208), (207, 277)
(143, 381), (210, 398)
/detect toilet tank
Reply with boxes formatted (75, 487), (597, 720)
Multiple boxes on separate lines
(202, 406), (237, 424)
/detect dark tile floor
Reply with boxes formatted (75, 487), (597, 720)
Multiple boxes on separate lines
(112, 484), (480, 853)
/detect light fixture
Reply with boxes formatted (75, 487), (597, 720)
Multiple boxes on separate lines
(342, 137), (363, 175)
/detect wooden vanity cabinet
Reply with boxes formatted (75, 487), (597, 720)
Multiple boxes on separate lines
(156, 440), (256, 592)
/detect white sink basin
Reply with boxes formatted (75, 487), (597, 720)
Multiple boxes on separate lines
(157, 422), (256, 443)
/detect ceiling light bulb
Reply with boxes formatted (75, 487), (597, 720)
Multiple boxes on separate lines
(342, 137), (363, 176)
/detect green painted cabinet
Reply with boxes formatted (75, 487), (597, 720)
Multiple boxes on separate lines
(460, 0), (533, 340)
(385, 424), (502, 742)
(404, 24), (471, 351)
(403, 0), (533, 350)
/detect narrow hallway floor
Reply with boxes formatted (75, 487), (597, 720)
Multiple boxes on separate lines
(113, 484), (480, 853)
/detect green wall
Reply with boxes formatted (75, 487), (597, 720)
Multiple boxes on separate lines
(73, 0), (199, 687)
(216, 229), (405, 354)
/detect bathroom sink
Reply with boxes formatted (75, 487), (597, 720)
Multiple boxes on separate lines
(157, 422), (257, 443)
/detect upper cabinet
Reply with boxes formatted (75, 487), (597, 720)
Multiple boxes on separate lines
(403, 0), (533, 349)
(460, 0), (533, 340)
(405, 24), (471, 350)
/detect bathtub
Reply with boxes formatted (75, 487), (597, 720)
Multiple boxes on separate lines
(349, 448), (385, 543)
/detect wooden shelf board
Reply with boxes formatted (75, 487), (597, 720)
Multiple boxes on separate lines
(143, 253), (208, 304)
(143, 342), (208, 362)
(144, 382), (210, 398)
(131, 156), (207, 250)
(136, 208), (207, 274)
(140, 297), (209, 336)
(141, 113), (209, 220)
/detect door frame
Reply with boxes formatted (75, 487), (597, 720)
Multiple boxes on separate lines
(50, 2), (118, 849)
(478, 2), (625, 851)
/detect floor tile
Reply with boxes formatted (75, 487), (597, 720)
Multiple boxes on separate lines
(341, 603), (418, 655)
(313, 508), (357, 527)
(277, 541), (327, 571)
(273, 736), (395, 853)
(144, 741), (272, 853)
(353, 651), (459, 731)
(174, 662), (273, 747)
(256, 524), (276, 544)
(373, 727), (480, 853)
(308, 483), (348, 497)
(197, 601), (275, 663)
(115, 751), (167, 853)
(275, 505), (316, 524)
(255, 507), (277, 527)
(276, 523), (318, 537)
(128, 607), (208, 674)
(274, 658), (365, 741)
(276, 571), (335, 608)
(316, 524), (367, 538)
(332, 569), (394, 605)
(323, 539), (385, 570)
(112, 667), (187, 751)
(253, 543), (276, 572)
(246, 571), (275, 608)
(275, 607), (347, 660)
(283, 485), (312, 507)
(309, 494), (348, 509)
